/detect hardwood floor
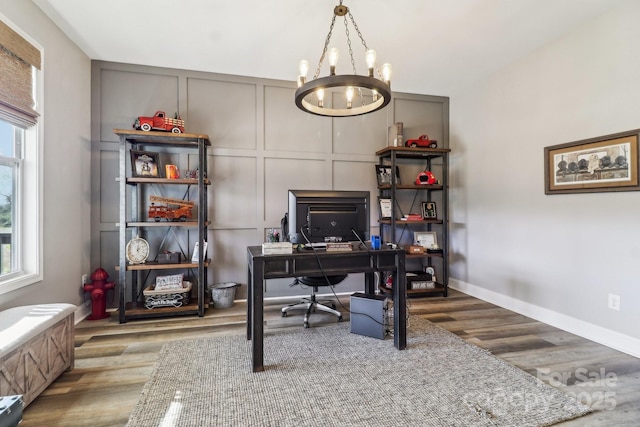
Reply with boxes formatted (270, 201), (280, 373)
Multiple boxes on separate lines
(19, 290), (640, 426)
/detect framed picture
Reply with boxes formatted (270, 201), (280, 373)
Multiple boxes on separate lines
(130, 150), (161, 177)
(421, 201), (437, 219)
(375, 165), (400, 186)
(544, 129), (640, 194)
(378, 197), (392, 219)
(414, 231), (437, 249)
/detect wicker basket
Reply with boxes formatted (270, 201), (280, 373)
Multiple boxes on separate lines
(143, 281), (192, 309)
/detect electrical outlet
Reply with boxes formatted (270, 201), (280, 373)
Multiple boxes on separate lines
(608, 293), (620, 311)
(82, 274), (88, 288)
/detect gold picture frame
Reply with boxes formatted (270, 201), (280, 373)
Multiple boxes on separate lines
(544, 130), (640, 194)
(414, 231), (437, 249)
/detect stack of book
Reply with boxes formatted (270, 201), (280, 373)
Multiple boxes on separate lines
(401, 213), (423, 221)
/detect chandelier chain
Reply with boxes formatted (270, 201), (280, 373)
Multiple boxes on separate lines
(344, 16), (357, 76)
(348, 10), (369, 52)
(348, 10), (378, 80)
(314, 14), (337, 80)
(345, 12), (367, 105)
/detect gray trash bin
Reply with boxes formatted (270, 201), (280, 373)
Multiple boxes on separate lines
(208, 282), (239, 308)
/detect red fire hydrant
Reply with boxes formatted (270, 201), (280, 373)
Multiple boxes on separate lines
(83, 268), (115, 320)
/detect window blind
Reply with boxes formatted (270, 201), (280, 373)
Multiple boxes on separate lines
(0, 19), (41, 128)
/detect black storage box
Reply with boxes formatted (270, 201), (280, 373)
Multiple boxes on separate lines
(157, 252), (181, 263)
(406, 271), (435, 290)
(0, 395), (23, 427)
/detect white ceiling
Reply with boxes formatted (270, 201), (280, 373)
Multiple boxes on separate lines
(33, 0), (623, 96)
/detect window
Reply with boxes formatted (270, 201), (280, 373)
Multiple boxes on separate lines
(0, 16), (42, 295)
(0, 121), (22, 275)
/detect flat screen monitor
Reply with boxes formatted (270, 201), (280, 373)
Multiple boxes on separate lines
(287, 190), (370, 245)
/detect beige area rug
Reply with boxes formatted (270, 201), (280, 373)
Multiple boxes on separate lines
(127, 317), (591, 426)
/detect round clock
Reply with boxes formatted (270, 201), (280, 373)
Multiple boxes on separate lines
(126, 235), (150, 264)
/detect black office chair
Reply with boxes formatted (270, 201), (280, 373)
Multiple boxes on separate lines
(281, 274), (347, 328)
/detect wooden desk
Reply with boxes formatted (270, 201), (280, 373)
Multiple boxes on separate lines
(246, 245), (406, 372)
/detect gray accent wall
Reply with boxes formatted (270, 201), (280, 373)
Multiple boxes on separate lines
(91, 61), (449, 302)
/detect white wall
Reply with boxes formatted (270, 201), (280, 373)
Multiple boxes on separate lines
(0, 1), (91, 309)
(450, 0), (640, 356)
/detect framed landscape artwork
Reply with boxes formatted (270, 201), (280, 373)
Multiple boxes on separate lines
(544, 129), (640, 194)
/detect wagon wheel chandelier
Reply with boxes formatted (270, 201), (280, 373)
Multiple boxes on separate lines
(294, 1), (392, 117)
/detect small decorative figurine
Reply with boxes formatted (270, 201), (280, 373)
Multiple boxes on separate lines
(405, 134), (437, 148)
(83, 268), (115, 320)
(133, 110), (185, 133)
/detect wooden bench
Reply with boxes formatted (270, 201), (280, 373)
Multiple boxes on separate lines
(0, 303), (76, 407)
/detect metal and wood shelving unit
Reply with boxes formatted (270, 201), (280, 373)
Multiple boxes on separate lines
(376, 146), (450, 297)
(114, 129), (210, 323)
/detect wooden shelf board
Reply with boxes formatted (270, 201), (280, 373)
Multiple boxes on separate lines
(122, 299), (208, 320)
(380, 284), (446, 297)
(405, 252), (444, 259)
(126, 177), (211, 185)
(379, 219), (443, 225)
(126, 221), (210, 227)
(378, 184), (443, 191)
(114, 128), (211, 145)
(375, 146), (451, 157)
(117, 260), (210, 271)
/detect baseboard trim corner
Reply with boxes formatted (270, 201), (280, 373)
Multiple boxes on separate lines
(449, 278), (640, 359)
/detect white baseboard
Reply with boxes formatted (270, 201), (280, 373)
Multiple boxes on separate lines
(450, 278), (640, 358)
(74, 301), (92, 324)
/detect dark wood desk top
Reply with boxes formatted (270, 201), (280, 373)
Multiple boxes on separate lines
(247, 245), (403, 279)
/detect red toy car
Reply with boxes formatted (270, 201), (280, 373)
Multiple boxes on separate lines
(405, 134), (437, 148)
(134, 111), (185, 133)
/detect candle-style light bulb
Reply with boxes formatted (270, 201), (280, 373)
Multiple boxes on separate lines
(298, 59), (309, 87)
(366, 49), (376, 77)
(382, 63), (392, 85)
(346, 86), (354, 109)
(328, 47), (339, 75)
(317, 88), (324, 108)
(372, 89), (378, 101)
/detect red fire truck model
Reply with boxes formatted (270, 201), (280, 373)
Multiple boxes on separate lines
(148, 196), (194, 222)
(134, 111), (185, 133)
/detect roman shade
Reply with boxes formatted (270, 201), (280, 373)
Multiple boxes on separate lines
(0, 19), (41, 128)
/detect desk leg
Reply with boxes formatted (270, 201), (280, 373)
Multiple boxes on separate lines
(246, 263), (252, 340)
(364, 272), (375, 294)
(394, 252), (407, 350)
(251, 260), (265, 372)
